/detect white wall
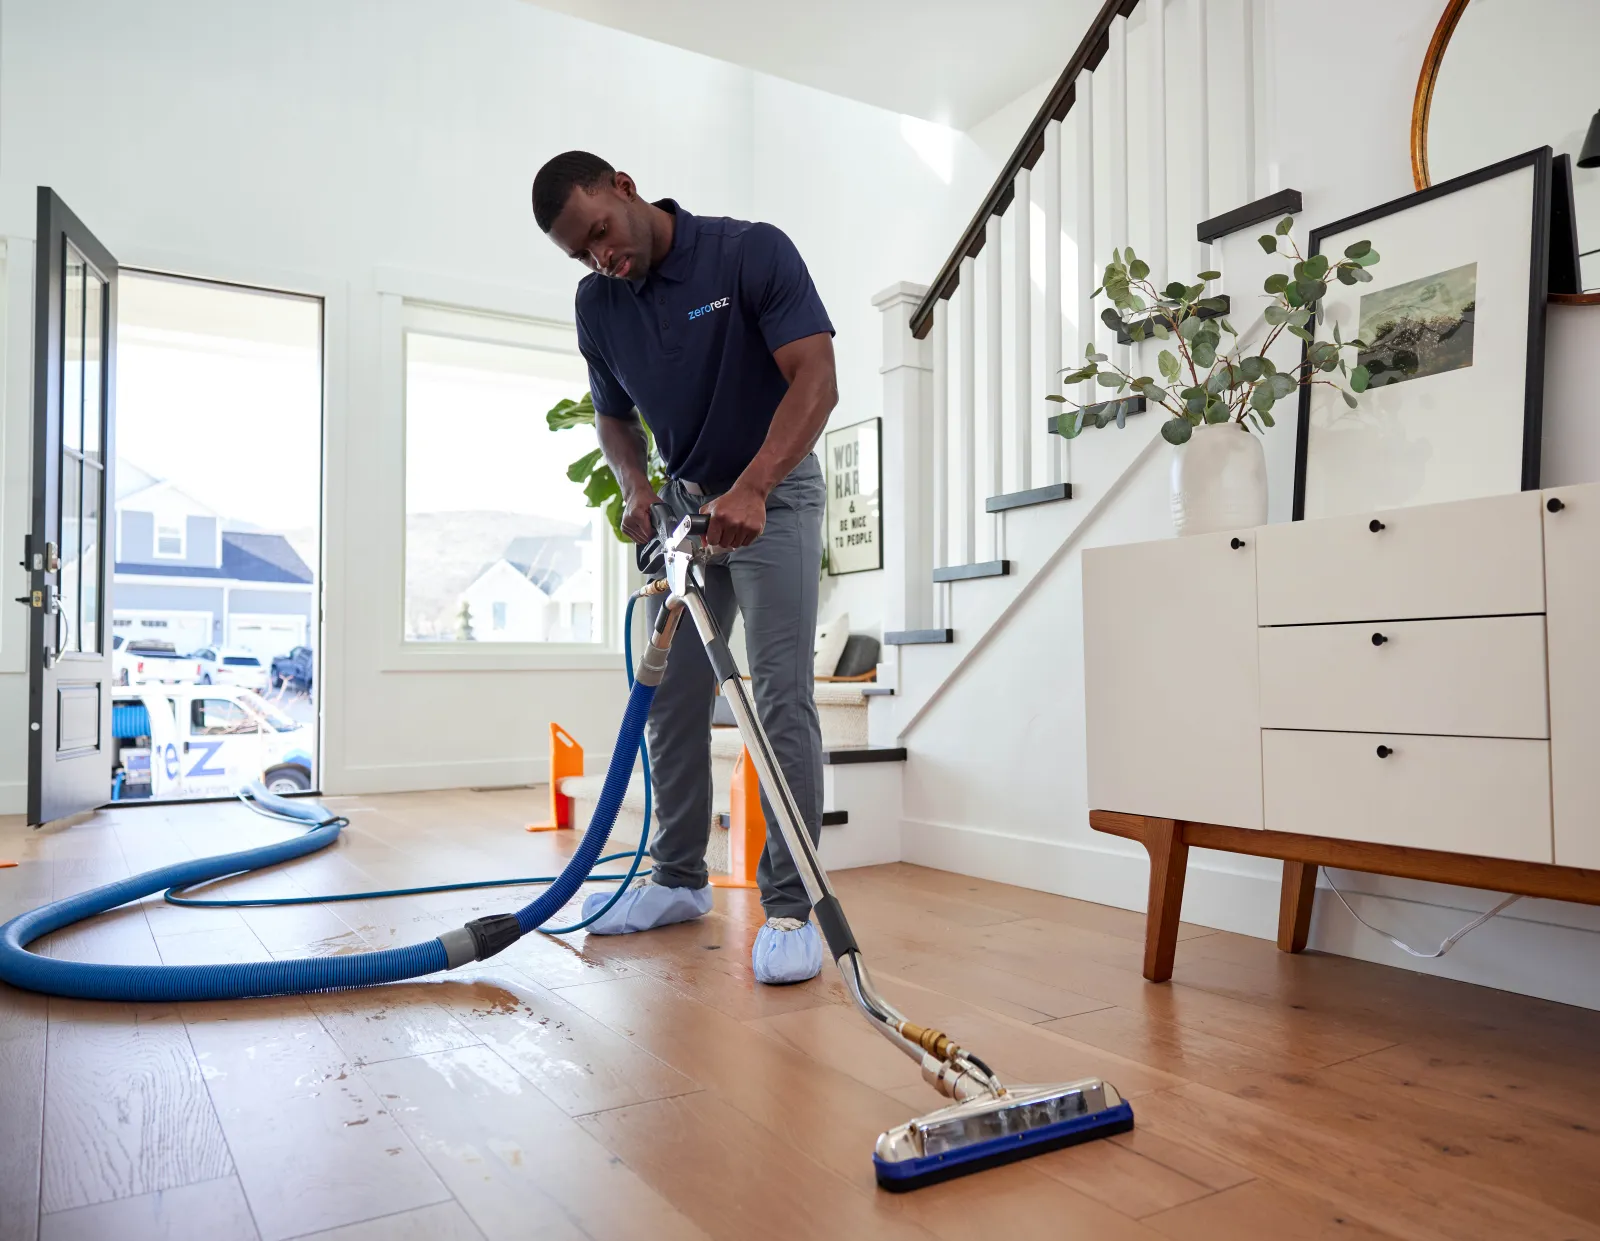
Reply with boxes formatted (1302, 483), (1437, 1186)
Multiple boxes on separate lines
(0, 0), (994, 808)
(892, 0), (1600, 1010)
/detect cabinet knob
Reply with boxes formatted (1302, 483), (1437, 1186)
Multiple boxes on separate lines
(1376, 744), (1393, 758)
(1371, 632), (1387, 646)
(1548, 497), (1565, 513)
(1230, 537), (1246, 550)
(1369, 519), (1385, 533)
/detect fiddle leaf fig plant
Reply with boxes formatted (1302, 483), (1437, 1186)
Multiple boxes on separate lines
(546, 391), (666, 543)
(1048, 216), (1382, 445)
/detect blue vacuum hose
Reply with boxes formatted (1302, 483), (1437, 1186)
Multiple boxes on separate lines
(0, 675), (657, 1003)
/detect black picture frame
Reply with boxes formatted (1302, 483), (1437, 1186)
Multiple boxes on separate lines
(823, 416), (883, 575)
(1292, 146), (1552, 521)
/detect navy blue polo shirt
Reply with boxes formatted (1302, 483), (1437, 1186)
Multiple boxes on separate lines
(574, 200), (834, 485)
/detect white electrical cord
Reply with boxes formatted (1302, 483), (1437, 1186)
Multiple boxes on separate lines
(1321, 871), (1522, 959)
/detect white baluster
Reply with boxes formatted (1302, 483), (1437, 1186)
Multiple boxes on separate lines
(1192, 0), (1212, 276)
(1108, 15), (1131, 375)
(931, 304), (949, 577)
(1147, 0), (1168, 289)
(1011, 167), (1032, 496)
(984, 213), (1003, 558)
(958, 255), (977, 566)
(1075, 69), (1097, 420)
(1041, 119), (1063, 485)
(1241, 0), (1257, 200)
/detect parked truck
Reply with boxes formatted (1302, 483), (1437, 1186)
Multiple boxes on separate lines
(111, 684), (314, 801)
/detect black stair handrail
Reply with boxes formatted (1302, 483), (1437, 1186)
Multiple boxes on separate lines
(909, 0), (1143, 340)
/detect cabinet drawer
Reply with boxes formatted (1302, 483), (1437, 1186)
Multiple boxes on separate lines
(1258, 616), (1549, 738)
(1261, 730), (1552, 862)
(1257, 492), (1544, 625)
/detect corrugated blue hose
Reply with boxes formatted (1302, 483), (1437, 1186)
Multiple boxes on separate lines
(0, 621), (658, 1002)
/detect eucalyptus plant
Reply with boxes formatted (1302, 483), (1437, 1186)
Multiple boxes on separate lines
(1049, 216), (1383, 444)
(547, 391), (667, 543)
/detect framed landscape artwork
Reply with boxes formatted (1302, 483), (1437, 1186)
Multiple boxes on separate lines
(1294, 147), (1553, 520)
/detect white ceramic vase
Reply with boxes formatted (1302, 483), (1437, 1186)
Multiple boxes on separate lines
(1170, 421), (1268, 537)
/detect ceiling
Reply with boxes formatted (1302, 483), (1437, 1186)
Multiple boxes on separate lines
(523, 0), (1101, 129)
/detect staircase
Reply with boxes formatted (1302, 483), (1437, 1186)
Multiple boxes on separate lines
(862, 0), (1273, 888)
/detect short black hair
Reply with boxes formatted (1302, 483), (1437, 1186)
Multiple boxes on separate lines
(532, 151), (616, 232)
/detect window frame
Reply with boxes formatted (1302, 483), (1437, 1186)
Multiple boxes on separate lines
(152, 511), (186, 559)
(377, 289), (629, 673)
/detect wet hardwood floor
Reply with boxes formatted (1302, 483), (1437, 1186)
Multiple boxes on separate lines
(3, 789), (1599, 1240)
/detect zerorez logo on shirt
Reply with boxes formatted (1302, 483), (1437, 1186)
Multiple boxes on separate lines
(688, 297), (731, 321)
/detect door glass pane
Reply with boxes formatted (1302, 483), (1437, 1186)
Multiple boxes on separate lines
(83, 270), (104, 465)
(81, 461), (102, 652)
(59, 456), (81, 652)
(62, 246), (84, 453)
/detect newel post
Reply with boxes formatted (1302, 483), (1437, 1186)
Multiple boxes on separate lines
(871, 282), (933, 640)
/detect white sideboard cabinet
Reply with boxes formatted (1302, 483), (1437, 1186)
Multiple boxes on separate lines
(1084, 484), (1600, 982)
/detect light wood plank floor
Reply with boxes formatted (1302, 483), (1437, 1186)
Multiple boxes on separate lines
(3, 789), (1600, 1241)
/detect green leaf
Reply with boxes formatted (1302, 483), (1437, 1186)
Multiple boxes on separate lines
(1333, 322), (1342, 345)
(1353, 266), (1374, 282)
(1045, 393), (1069, 402)
(1129, 258), (1150, 280)
(1258, 356), (1277, 377)
(1350, 364), (1371, 393)
(1130, 321), (1147, 342)
(1337, 267), (1358, 286)
(1204, 398), (1231, 424)
(1179, 315), (1204, 340)
(1056, 411), (1085, 438)
(1239, 356), (1265, 382)
(1096, 371), (1124, 387)
(1161, 417), (1193, 445)
(1287, 308), (1311, 327)
(1153, 322), (1170, 340)
(1101, 307), (1125, 334)
(1269, 372), (1297, 399)
(1285, 283), (1303, 308)
(1115, 400), (1130, 429)
(1250, 383), (1276, 413)
(1342, 389), (1359, 408)
(1258, 234), (1278, 254)
(1164, 281), (1189, 300)
(1192, 342), (1216, 369)
(1061, 364), (1098, 384)
(1264, 304), (1289, 326)
(1287, 324), (1312, 341)
(1088, 351), (1108, 362)
(1261, 408), (1275, 427)
(566, 446), (604, 483)
(1303, 254), (1329, 280)
(1355, 248), (1380, 267)
(1196, 296), (1230, 314)
(546, 391), (598, 430)
(1143, 383), (1167, 404)
(1264, 272), (1289, 294)
(1295, 280), (1327, 307)
(1344, 239), (1372, 259)
(1275, 214), (1295, 235)
(1159, 349), (1181, 382)
(1198, 270), (1222, 281)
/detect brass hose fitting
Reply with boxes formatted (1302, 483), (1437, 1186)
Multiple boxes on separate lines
(897, 1021), (960, 1061)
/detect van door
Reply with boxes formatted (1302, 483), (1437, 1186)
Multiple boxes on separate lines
(185, 694), (260, 796)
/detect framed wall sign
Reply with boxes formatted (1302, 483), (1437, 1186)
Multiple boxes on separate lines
(1294, 147), (1552, 521)
(824, 418), (881, 575)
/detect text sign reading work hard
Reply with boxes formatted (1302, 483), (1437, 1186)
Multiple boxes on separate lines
(825, 418), (882, 575)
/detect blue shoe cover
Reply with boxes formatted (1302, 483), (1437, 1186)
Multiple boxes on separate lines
(581, 878), (712, 935)
(752, 917), (824, 984)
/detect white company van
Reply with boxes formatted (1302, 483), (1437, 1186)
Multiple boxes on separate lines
(111, 685), (314, 801)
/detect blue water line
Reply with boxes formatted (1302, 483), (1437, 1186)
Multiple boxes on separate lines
(0, 595), (659, 1002)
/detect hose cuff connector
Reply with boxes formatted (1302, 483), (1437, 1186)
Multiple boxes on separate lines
(439, 913), (522, 968)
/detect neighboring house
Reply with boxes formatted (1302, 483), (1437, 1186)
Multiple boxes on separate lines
(454, 523), (598, 642)
(114, 468), (315, 659)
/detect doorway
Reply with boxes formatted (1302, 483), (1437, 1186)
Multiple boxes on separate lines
(109, 272), (324, 803)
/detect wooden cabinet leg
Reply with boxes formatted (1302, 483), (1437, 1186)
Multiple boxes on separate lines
(1277, 861), (1318, 954)
(1140, 817), (1188, 983)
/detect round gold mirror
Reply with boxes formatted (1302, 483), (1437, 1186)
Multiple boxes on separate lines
(1411, 0), (1600, 299)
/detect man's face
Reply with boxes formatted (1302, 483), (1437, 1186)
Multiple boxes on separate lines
(546, 173), (651, 281)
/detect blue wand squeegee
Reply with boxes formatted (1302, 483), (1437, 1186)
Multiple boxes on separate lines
(641, 509), (1134, 1191)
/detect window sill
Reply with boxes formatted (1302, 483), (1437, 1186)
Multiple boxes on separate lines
(380, 644), (625, 674)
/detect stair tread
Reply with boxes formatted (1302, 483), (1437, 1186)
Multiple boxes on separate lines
(932, 560), (1010, 583)
(987, 482), (1071, 513)
(884, 628), (954, 645)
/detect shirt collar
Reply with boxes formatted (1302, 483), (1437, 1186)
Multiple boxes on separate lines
(638, 198), (696, 291)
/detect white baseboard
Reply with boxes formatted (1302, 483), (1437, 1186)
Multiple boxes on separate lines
(328, 755), (568, 796)
(902, 817), (1600, 1012)
(0, 780), (24, 817)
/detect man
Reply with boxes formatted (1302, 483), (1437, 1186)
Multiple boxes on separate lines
(532, 151), (838, 985)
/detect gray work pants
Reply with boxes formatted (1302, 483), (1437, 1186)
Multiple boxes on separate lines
(644, 454), (825, 921)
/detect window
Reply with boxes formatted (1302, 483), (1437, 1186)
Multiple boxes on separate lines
(190, 697), (257, 735)
(223, 655), (261, 667)
(154, 515), (186, 558)
(402, 304), (610, 646)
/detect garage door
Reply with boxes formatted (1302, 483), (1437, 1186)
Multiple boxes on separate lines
(113, 610), (213, 653)
(228, 613), (308, 659)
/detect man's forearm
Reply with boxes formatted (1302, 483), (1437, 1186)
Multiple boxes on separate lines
(596, 413), (654, 499)
(737, 350), (838, 496)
